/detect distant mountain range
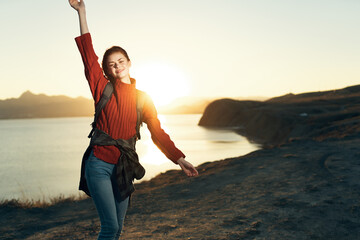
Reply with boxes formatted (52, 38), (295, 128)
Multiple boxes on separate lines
(0, 91), (94, 119)
(0, 91), (227, 119)
(158, 96), (268, 115)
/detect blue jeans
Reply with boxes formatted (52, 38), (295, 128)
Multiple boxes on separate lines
(85, 150), (129, 240)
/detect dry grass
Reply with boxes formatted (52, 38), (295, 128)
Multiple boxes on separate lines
(0, 192), (88, 209)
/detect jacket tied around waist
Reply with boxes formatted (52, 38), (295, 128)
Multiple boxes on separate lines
(79, 128), (145, 201)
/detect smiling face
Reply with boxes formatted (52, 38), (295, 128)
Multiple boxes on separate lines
(102, 46), (131, 83)
(106, 52), (132, 82)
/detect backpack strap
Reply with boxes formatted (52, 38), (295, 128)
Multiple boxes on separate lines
(87, 82), (145, 140)
(88, 82), (114, 138)
(135, 90), (146, 140)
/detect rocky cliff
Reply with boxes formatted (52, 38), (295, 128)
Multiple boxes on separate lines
(199, 85), (360, 146)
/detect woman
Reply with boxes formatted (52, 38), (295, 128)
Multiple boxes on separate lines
(69, 0), (198, 239)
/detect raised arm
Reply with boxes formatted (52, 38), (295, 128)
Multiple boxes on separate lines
(69, 0), (107, 102)
(69, 0), (89, 35)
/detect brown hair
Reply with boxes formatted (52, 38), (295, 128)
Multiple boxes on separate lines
(102, 46), (131, 80)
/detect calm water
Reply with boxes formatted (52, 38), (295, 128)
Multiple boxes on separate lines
(0, 114), (259, 201)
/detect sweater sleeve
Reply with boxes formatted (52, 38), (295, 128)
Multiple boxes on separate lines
(142, 94), (185, 164)
(75, 33), (107, 103)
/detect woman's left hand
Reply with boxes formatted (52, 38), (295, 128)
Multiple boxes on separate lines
(177, 157), (199, 177)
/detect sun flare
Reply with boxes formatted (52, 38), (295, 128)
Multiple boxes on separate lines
(132, 62), (190, 107)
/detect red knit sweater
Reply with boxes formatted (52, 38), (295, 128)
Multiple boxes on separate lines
(75, 33), (185, 164)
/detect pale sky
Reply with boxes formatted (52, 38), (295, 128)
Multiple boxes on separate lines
(0, 0), (359, 104)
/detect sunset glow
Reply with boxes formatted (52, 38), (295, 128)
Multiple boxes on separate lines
(133, 62), (190, 107)
(138, 115), (170, 165)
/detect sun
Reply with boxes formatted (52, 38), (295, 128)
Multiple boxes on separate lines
(132, 61), (190, 107)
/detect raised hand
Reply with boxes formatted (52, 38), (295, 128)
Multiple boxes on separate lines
(69, 0), (85, 12)
(68, 0), (89, 35)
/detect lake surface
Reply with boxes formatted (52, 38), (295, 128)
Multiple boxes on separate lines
(0, 114), (259, 201)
